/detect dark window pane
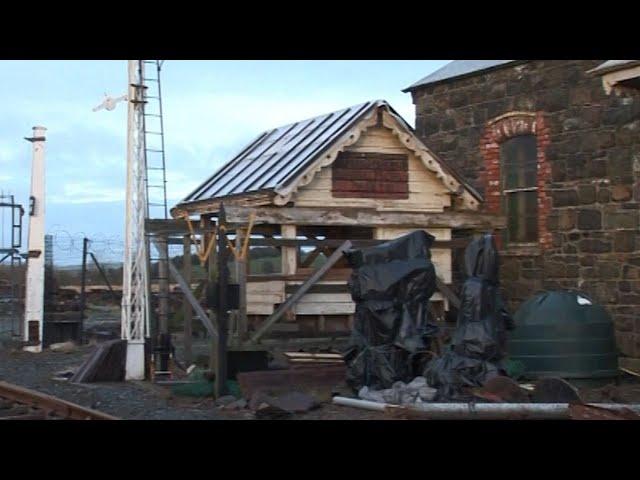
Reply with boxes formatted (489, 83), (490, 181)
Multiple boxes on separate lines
(500, 135), (537, 190)
(505, 191), (538, 243)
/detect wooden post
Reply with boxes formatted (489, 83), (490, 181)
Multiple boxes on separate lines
(157, 235), (169, 335)
(281, 224), (296, 323)
(235, 228), (248, 341)
(215, 204), (230, 397)
(182, 234), (193, 365)
(281, 225), (297, 276)
(204, 215), (218, 374)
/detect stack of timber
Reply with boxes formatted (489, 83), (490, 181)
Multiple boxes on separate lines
(284, 352), (345, 369)
(70, 339), (126, 383)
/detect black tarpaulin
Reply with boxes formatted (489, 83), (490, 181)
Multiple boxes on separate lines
(424, 234), (514, 401)
(343, 231), (439, 391)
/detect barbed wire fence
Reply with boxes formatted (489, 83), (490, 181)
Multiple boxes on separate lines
(47, 226), (186, 287)
(46, 226), (125, 288)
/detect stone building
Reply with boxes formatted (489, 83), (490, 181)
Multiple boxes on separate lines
(404, 60), (640, 359)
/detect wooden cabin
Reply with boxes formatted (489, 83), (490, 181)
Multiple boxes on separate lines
(170, 100), (504, 351)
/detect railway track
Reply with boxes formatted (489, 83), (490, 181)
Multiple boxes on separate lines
(0, 381), (119, 420)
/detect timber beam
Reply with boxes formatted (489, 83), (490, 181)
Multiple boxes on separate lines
(224, 206), (506, 230)
(145, 218), (206, 236)
(247, 237), (468, 249)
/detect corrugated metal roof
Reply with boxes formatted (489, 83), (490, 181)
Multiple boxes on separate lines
(403, 60), (518, 92)
(181, 100), (411, 204)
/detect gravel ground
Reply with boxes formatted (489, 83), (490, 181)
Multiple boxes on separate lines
(0, 340), (386, 420)
(3, 305), (637, 420)
(0, 344), (232, 419)
(0, 305), (384, 420)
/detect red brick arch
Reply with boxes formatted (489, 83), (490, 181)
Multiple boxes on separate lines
(479, 112), (552, 249)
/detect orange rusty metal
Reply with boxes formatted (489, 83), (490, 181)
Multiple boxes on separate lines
(568, 403), (640, 421)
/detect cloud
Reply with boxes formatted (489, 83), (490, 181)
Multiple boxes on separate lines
(49, 180), (125, 204)
(0, 60), (442, 242)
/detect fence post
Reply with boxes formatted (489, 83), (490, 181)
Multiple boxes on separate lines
(79, 237), (89, 344)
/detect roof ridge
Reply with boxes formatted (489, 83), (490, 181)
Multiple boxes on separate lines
(257, 99), (387, 136)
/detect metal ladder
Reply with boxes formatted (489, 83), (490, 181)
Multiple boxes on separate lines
(141, 60), (169, 220)
(140, 61), (172, 379)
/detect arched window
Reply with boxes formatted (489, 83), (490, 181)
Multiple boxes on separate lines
(500, 134), (538, 243)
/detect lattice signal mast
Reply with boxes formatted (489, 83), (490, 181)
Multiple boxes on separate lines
(121, 60), (150, 380)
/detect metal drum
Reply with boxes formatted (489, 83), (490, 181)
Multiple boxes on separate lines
(508, 290), (618, 380)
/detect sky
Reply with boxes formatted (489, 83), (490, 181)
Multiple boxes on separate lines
(0, 60), (449, 263)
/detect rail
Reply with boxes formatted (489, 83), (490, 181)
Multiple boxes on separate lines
(0, 381), (119, 420)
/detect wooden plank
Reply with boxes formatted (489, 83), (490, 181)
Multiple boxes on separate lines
(163, 251), (218, 339)
(287, 359), (344, 364)
(146, 218), (204, 236)
(226, 206), (506, 230)
(236, 229), (248, 340)
(285, 283), (349, 294)
(248, 237), (462, 249)
(246, 281), (285, 294)
(298, 175), (447, 195)
(270, 323), (300, 332)
(247, 293), (283, 304)
(294, 303), (355, 315)
(229, 336), (351, 351)
(283, 352), (344, 359)
(248, 240), (352, 344)
(248, 269), (352, 282)
(296, 267), (352, 280)
(182, 235), (193, 365)
(294, 293), (353, 303)
(172, 192), (274, 218)
(247, 303), (275, 315)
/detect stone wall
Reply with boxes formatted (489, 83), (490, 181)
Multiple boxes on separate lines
(410, 60), (640, 358)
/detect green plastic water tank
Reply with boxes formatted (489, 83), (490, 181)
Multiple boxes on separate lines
(508, 290), (618, 379)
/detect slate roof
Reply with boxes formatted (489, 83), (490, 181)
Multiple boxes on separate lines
(403, 60), (519, 92)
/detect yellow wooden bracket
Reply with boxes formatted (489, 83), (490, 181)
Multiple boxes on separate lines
(219, 211), (256, 262)
(179, 210), (256, 265)
(178, 212), (217, 267)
